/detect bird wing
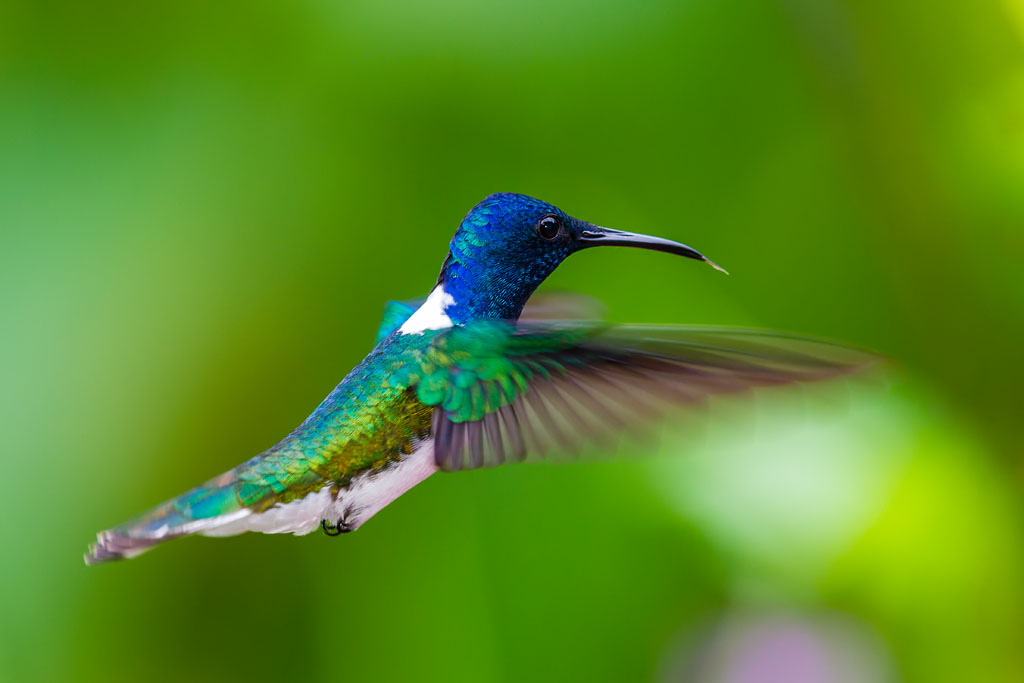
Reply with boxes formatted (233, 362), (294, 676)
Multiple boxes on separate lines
(402, 320), (880, 471)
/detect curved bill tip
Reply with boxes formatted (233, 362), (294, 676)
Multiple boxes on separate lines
(704, 258), (729, 275)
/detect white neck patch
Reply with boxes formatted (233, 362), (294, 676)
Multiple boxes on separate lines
(398, 285), (455, 334)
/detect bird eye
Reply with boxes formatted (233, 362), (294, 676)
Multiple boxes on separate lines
(536, 215), (562, 240)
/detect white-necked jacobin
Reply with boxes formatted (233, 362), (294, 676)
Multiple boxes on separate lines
(86, 193), (874, 564)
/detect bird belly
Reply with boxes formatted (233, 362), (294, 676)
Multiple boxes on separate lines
(199, 485), (335, 538)
(328, 438), (438, 530)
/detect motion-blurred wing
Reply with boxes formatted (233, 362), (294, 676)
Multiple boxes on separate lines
(408, 321), (879, 471)
(517, 292), (605, 323)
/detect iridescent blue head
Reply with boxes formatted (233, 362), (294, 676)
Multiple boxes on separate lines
(436, 192), (725, 324)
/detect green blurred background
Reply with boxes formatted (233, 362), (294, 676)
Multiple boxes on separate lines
(2, 1), (1023, 681)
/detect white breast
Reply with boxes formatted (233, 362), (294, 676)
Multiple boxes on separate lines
(398, 286), (455, 334)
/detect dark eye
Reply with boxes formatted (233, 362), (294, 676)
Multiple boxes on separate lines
(536, 215), (562, 240)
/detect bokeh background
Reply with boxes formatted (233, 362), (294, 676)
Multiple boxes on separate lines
(3, 1), (1023, 681)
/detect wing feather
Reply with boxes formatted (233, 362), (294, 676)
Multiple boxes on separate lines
(412, 321), (879, 471)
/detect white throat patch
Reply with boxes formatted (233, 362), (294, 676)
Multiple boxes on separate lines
(398, 285), (455, 334)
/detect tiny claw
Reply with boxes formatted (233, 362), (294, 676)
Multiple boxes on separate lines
(321, 519), (343, 537)
(321, 518), (352, 537)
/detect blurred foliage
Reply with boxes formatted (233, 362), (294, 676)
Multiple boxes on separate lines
(1, 1), (1023, 682)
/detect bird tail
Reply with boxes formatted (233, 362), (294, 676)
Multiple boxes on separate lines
(85, 472), (251, 565)
(85, 463), (332, 565)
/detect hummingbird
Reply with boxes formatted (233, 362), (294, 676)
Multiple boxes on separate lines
(86, 193), (874, 564)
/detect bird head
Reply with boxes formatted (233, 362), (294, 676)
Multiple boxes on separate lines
(436, 192), (725, 324)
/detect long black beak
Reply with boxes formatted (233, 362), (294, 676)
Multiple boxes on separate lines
(579, 226), (728, 274)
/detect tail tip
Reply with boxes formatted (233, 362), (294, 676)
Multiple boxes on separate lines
(84, 530), (159, 566)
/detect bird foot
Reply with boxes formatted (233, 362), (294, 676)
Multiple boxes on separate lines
(321, 518), (353, 536)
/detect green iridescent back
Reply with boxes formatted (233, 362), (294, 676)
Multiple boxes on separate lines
(117, 331), (441, 536)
